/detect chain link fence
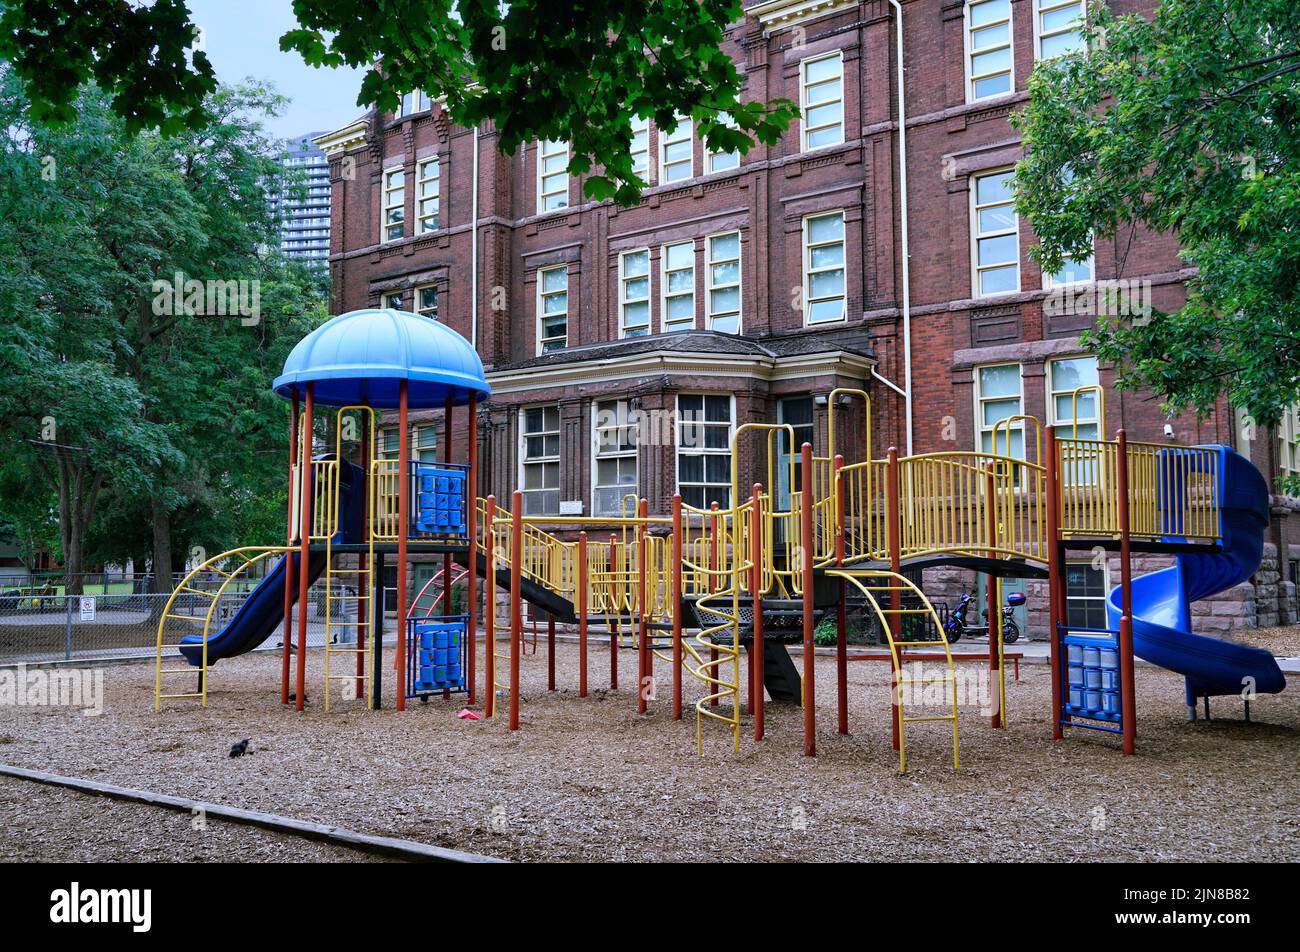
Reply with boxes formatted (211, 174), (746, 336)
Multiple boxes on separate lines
(0, 577), (405, 666)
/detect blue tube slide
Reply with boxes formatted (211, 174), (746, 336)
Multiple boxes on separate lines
(1106, 445), (1286, 705)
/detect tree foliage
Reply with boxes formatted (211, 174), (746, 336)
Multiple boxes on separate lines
(1012, 0), (1300, 432)
(0, 0), (797, 205)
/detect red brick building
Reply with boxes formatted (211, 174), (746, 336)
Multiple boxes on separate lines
(316, 0), (1298, 636)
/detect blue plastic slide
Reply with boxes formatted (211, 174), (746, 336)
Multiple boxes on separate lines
(1106, 445), (1287, 708)
(179, 456), (366, 667)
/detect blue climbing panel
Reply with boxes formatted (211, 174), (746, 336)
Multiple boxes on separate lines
(1059, 627), (1123, 733)
(407, 614), (469, 698)
(410, 462), (468, 537)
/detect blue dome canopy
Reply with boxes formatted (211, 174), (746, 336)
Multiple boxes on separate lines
(273, 308), (490, 409)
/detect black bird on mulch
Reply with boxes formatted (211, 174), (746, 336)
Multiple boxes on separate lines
(229, 739), (252, 758)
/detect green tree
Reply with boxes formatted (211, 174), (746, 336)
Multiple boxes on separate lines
(1012, 0), (1300, 439)
(0, 0), (798, 205)
(0, 72), (326, 593)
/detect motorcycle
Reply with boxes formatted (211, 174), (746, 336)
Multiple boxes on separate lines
(943, 590), (1024, 644)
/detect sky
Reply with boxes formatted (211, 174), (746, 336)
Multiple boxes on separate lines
(187, 0), (367, 140)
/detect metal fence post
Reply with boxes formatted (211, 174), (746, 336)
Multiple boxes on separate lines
(65, 595), (73, 660)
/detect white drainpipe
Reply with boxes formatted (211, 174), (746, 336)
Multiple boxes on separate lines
(470, 123), (480, 350)
(888, 0), (913, 455)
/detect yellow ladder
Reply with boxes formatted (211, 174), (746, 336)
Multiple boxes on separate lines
(323, 546), (374, 711)
(828, 569), (960, 773)
(155, 546), (292, 709)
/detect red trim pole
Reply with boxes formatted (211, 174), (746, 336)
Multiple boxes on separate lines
(750, 483), (765, 741)
(509, 491), (523, 730)
(636, 496), (649, 714)
(396, 379), (410, 712)
(986, 463), (1003, 729)
(282, 393), (299, 705)
(608, 533), (618, 690)
(1116, 428), (1137, 755)
(484, 495), (496, 718)
(1044, 426), (1064, 740)
(442, 396), (455, 699)
(709, 502), (720, 708)
(295, 384), (314, 712)
(800, 443), (816, 757)
(578, 531), (589, 698)
(834, 455), (848, 736)
(670, 495), (683, 720)
(466, 395), (478, 706)
(886, 446), (902, 751)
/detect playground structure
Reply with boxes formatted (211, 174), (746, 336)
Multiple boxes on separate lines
(155, 307), (1288, 773)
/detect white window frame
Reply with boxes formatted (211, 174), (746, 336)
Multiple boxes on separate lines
(675, 393), (735, 511)
(383, 290), (405, 310)
(965, 0), (1015, 103)
(802, 210), (847, 326)
(381, 166), (405, 244)
(707, 112), (741, 173)
(591, 399), (640, 517)
(631, 115), (652, 183)
(706, 231), (742, 334)
(416, 156), (440, 233)
(537, 266), (568, 354)
(1046, 355), (1101, 438)
(971, 168), (1020, 297)
(519, 405), (561, 516)
(619, 248), (652, 338)
(537, 140), (570, 214)
(1041, 236), (1095, 289)
(975, 362), (1025, 460)
(398, 91), (430, 117)
(660, 116), (694, 183)
(660, 240), (696, 332)
(1034, 0), (1087, 61)
(415, 284), (438, 320)
(1281, 405), (1300, 481)
(800, 52), (845, 152)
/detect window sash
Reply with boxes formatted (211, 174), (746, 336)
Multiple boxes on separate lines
(382, 168), (405, 243)
(661, 241), (695, 331)
(976, 363), (1025, 459)
(707, 231), (742, 334)
(801, 53), (845, 150)
(660, 117), (693, 183)
(593, 399), (639, 515)
(967, 0), (1014, 101)
(707, 112), (741, 173)
(1037, 0), (1086, 59)
(538, 267), (568, 353)
(803, 211), (846, 324)
(631, 116), (651, 182)
(620, 249), (651, 337)
(676, 394), (733, 509)
(415, 285), (438, 319)
(416, 157), (440, 233)
(972, 170), (1019, 296)
(538, 140), (569, 212)
(521, 406), (561, 514)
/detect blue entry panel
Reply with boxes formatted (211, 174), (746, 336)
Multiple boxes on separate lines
(1060, 629), (1123, 733)
(407, 615), (469, 698)
(411, 462), (469, 538)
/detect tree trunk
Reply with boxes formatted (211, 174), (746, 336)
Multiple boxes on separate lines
(150, 499), (173, 595)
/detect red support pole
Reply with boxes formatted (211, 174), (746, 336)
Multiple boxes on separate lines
(509, 491), (523, 730)
(800, 443), (816, 757)
(886, 446), (902, 750)
(1116, 428), (1137, 755)
(484, 495), (496, 718)
(1044, 426), (1065, 740)
(396, 380), (409, 711)
(637, 497), (649, 714)
(547, 615), (556, 691)
(608, 533), (618, 690)
(442, 396), (454, 699)
(295, 384), (314, 712)
(750, 483), (765, 741)
(834, 455), (848, 736)
(282, 393), (299, 705)
(986, 464), (1003, 729)
(578, 531), (589, 698)
(671, 495), (683, 720)
(466, 395), (478, 706)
